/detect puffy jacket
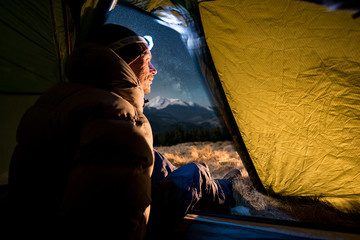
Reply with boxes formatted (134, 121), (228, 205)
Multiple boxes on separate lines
(9, 43), (154, 238)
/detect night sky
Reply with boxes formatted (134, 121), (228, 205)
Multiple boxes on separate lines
(106, 4), (212, 107)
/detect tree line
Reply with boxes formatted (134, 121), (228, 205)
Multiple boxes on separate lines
(153, 126), (232, 146)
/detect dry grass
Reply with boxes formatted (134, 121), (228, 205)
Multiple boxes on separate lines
(156, 141), (246, 179)
(156, 141), (360, 228)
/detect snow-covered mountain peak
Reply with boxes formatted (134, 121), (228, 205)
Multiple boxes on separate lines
(146, 96), (197, 110)
(144, 96), (220, 134)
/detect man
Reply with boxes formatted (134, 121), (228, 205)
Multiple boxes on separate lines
(9, 24), (239, 238)
(9, 24), (155, 238)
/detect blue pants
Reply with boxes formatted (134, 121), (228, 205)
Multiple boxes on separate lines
(148, 150), (232, 235)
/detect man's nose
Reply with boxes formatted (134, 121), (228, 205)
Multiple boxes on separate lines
(149, 62), (157, 75)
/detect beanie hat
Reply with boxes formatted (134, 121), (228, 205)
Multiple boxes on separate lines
(89, 24), (148, 64)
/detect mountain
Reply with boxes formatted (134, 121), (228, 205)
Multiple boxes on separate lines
(144, 96), (221, 134)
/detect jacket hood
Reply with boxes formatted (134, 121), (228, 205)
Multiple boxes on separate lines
(65, 42), (145, 110)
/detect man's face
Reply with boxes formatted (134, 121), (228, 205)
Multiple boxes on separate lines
(129, 50), (157, 94)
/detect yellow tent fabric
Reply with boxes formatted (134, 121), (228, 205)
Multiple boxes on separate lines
(199, 0), (360, 212)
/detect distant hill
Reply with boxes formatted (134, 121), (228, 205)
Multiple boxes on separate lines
(144, 96), (221, 134)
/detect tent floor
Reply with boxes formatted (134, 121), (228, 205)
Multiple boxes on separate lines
(170, 213), (360, 240)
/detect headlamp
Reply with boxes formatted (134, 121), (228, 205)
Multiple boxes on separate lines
(143, 35), (153, 50)
(108, 35), (154, 51)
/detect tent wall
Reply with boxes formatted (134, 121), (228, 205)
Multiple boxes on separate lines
(198, 0), (360, 212)
(0, 0), (67, 93)
(0, 0), (68, 182)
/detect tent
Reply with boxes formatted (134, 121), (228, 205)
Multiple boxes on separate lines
(1, 0), (359, 238)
